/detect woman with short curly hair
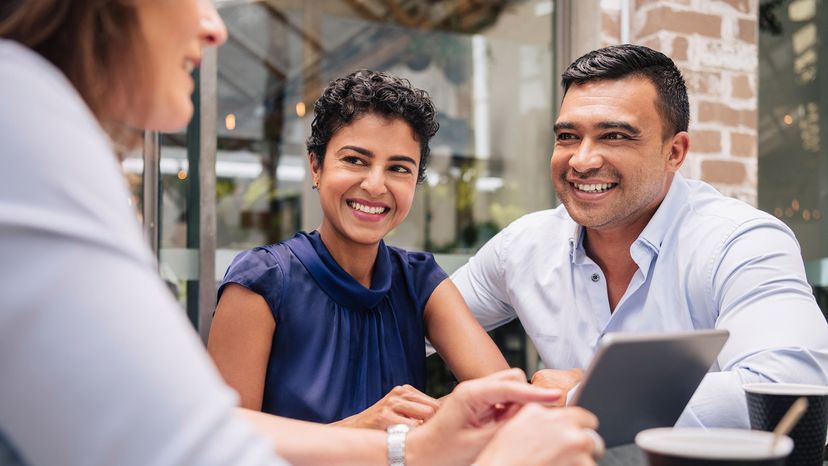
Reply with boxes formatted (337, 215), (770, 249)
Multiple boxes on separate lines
(208, 70), (509, 429)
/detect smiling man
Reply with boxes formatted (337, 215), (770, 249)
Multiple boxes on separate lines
(452, 44), (828, 428)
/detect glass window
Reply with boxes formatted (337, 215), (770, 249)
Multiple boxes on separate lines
(758, 0), (828, 313)
(123, 128), (204, 324)
(121, 130), (197, 327)
(211, 0), (556, 390)
(214, 0), (556, 256)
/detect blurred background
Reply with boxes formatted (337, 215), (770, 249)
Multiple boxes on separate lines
(121, 0), (828, 396)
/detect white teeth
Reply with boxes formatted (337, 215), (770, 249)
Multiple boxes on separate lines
(574, 182), (616, 193)
(348, 201), (387, 215)
(183, 60), (194, 74)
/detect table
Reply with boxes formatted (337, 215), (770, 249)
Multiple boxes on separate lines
(599, 444), (647, 466)
(598, 444), (828, 465)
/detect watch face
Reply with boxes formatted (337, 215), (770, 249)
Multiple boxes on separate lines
(388, 424), (411, 434)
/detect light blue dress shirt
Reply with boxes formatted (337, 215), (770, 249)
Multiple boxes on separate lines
(453, 173), (828, 428)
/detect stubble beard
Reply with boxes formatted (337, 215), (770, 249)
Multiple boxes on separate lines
(555, 168), (626, 230)
(556, 175), (668, 232)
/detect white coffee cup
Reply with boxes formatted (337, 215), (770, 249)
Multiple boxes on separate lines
(635, 428), (793, 465)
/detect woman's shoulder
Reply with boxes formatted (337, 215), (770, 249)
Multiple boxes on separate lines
(387, 245), (441, 271)
(386, 245), (448, 302)
(1, 40), (104, 140)
(219, 243), (297, 308)
(226, 242), (294, 274)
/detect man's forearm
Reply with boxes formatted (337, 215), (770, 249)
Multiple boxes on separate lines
(676, 371), (751, 428)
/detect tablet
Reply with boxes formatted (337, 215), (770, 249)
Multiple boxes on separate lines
(571, 329), (729, 447)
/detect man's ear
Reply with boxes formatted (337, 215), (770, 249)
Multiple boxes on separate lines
(666, 131), (690, 173)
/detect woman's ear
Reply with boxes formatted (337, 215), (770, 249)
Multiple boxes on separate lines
(308, 153), (321, 188)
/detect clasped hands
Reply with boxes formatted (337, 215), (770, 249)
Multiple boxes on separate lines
(339, 368), (601, 466)
(336, 368), (585, 430)
(334, 384), (441, 430)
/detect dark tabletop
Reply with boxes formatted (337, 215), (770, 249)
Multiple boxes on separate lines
(599, 444), (828, 466)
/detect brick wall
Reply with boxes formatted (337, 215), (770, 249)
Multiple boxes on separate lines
(599, 0), (759, 205)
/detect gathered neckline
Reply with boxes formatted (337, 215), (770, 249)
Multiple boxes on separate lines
(285, 231), (392, 310)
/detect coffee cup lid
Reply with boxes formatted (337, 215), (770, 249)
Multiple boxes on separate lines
(743, 383), (828, 396)
(635, 428), (793, 460)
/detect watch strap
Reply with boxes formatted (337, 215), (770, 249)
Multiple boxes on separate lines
(386, 424), (411, 466)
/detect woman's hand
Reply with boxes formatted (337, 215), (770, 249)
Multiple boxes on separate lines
(405, 368), (565, 466)
(332, 385), (441, 430)
(474, 404), (602, 466)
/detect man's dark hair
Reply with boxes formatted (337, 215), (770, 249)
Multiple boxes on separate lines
(306, 70), (439, 183)
(561, 44), (689, 137)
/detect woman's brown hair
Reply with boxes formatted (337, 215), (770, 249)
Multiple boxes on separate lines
(0, 0), (147, 149)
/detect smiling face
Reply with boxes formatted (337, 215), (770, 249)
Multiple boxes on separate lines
(131, 0), (227, 131)
(552, 76), (688, 235)
(311, 113), (421, 249)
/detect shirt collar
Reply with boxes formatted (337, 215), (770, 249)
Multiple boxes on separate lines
(568, 222), (587, 264)
(636, 172), (690, 255)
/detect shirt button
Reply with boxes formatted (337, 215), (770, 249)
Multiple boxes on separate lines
(591, 273), (600, 282)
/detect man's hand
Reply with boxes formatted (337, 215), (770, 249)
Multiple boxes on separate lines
(406, 368), (563, 466)
(333, 385), (440, 430)
(474, 404), (602, 466)
(531, 368), (584, 406)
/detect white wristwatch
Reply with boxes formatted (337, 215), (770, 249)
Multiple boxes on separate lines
(386, 424), (411, 466)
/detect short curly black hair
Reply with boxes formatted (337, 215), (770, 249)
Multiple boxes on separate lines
(562, 44), (689, 138)
(306, 70), (439, 184)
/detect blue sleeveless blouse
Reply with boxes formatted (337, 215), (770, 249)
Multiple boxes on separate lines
(218, 231), (448, 423)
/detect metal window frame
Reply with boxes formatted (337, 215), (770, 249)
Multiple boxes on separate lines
(196, 47), (219, 344)
(142, 132), (160, 254)
(143, 48), (218, 345)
